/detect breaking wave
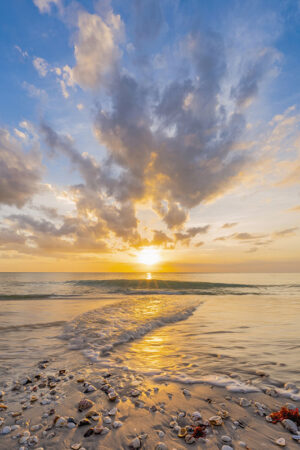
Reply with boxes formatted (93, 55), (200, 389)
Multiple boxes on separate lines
(60, 296), (201, 361)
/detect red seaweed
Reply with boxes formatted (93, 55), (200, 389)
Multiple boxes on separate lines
(192, 424), (207, 438)
(270, 407), (300, 425)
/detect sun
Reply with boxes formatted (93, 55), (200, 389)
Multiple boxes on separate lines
(137, 247), (161, 266)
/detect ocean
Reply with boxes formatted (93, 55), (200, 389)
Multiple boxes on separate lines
(0, 272), (300, 390)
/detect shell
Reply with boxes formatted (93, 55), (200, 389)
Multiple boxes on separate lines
(178, 427), (187, 438)
(78, 398), (94, 412)
(185, 434), (196, 444)
(276, 438), (286, 447)
(191, 411), (202, 421)
(209, 415), (223, 426)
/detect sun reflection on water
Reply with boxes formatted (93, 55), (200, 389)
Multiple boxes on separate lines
(146, 273), (152, 280)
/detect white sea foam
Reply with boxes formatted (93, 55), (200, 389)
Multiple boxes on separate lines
(60, 296), (201, 361)
(152, 373), (261, 393)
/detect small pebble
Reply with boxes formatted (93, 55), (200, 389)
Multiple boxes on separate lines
(130, 437), (141, 448)
(185, 434), (196, 444)
(239, 397), (251, 407)
(157, 430), (165, 438)
(276, 438), (286, 447)
(70, 444), (82, 450)
(155, 444), (167, 450)
(113, 421), (123, 428)
(221, 435), (232, 444)
(222, 446), (233, 450)
(209, 415), (223, 426)
(183, 389), (191, 396)
(1, 426), (11, 435)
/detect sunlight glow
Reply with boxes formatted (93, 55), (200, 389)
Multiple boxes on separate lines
(138, 247), (160, 266)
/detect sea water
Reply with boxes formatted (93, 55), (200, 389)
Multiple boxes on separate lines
(0, 272), (299, 389)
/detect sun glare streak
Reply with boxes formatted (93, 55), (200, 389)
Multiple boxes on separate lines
(137, 247), (160, 266)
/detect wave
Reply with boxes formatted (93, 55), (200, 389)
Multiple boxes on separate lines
(0, 320), (66, 332)
(0, 293), (80, 301)
(60, 296), (201, 361)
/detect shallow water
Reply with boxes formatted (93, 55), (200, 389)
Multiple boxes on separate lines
(0, 272), (299, 387)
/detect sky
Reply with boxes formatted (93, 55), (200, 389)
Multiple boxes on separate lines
(0, 0), (299, 272)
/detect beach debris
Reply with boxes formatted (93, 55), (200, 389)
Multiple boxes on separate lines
(108, 391), (118, 401)
(55, 416), (67, 427)
(218, 409), (230, 418)
(183, 389), (191, 396)
(275, 437), (286, 447)
(269, 406), (300, 426)
(0, 403), (8, 410)
(221, 435), (232, 444)
(292, 435), (300, 440)
(129, 436), (141, 448)
(191, 411), (202, 421)
(94, 424), (104, 434)
(70, 444), (82, 450)
(130, 389), (141, 397)
(103, 416), (112, 424)
(78, 398), (94, 411)
(209, 415), (223, 426)
(155, 444), (167, 450)
(282, 419), (298, 434)
(84, 384), (97, 393)
(113, 420), (123, 428)
(84, 428), (94, 437)
(0, 391), (4, 398)
(239, 397), (251, 407)
(178, 427), (187, 438)
(109, 407), (117, 416)
(1, 426), (11, 435)
(222, 446), (233, 450)
(185, 434), (196, 444)
(79, 418), (91, 427)
(192, 425), (207, 438)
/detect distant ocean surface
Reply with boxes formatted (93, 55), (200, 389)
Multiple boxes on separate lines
(0, 272), (300, 388)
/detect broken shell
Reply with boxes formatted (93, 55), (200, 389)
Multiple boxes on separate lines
(78, 398), (94, 412)
(78, 418), (91, 427)
(218, 409), (230, 418)
(93, 424), (104, 434)
(191, 411), (202, 421)
(239, 398), (251, 407)
(185, 434), (196, 444)
(84, 428), (94, 437)
(276, 438), (286, 447)
(108, 391), (117, 401)
(71, 444), (81, 450)
(178, 427), (187, 438)
(209, 415), (223, 426)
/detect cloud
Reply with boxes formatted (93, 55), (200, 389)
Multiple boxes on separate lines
(273, 227), (298, 238)
(73, 10), (123, 89)
(288, 205), (300, 212)
(33, 57), (49, 77)
(0, 129), (42, 207)
(22, 81), (47, 100)
(33, 0), (61, 14)
(230, 48), (280, 108)
(222, 222), (238, 229)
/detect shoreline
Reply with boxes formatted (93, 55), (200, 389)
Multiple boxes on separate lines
(1, 358), (300, 449)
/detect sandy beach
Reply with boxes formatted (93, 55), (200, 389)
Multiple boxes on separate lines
(1, 348), (300, 449)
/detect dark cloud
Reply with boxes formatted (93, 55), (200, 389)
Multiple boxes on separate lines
(0, 129), (42, 207)
(230, 48), (279, 108)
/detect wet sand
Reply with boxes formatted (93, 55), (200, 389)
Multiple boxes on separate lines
(1, 358), (300, 449)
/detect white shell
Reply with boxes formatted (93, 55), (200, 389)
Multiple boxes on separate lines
(276, 438), (286, 447)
